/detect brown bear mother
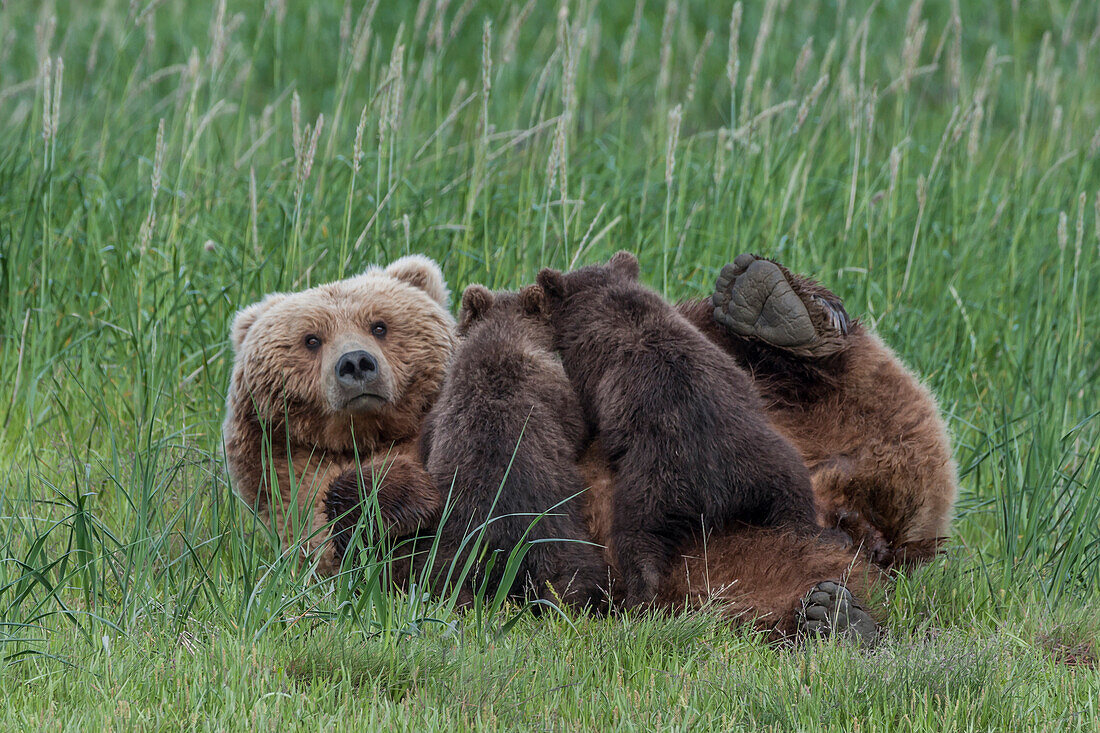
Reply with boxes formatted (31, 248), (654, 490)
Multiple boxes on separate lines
(223, 253), (956, 638)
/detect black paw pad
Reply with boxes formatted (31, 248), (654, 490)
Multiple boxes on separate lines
(798, 580), (880, 646)
(712, 255), (816, 348)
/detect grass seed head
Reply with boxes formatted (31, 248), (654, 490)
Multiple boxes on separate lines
(151, 118), (165, 198)
(503, 0), (536, 64)
(665, 103), (682, 186)
(481, 18), (493, 98)
(967, 104), (984, 161)
(428, 0), (452, 50)
(742, 0), (777, 124)
(351, 0), (379, 73)
(902, 18), (927, 93)
(1094, 190), (1100, 247)
(793, 36), (814, 87)
(656, 0), (678, 100)
(353, 105), (367, 173)
(35, 9), (56, 64)
(686, 30), (714, 103)
(40, 57), (52, 140)
(1075, 191), (1085, 255)
(620, 0), (645, 69)
(714, 127), (729, 185)
(791, 74), (827, 136)
(727, 2), (742, 91)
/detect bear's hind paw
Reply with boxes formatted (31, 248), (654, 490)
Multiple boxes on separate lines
(712, 254), (849, 357)
(797, 580), (880, 646)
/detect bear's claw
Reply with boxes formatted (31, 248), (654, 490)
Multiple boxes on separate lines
(712, 254), (849, 355)
(797, 580), (880, 646)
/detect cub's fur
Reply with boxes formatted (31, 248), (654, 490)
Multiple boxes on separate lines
(537, 252), (819, 607)
(421, 285), (606, 610)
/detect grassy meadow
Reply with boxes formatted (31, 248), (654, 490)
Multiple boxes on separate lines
(1, 0), (1099, 728)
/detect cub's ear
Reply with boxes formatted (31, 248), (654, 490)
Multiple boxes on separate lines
(536, 268), (566, 302)
(458, 284), (493, 332)
(519, 284), (547, 319)
(230, 293), (287, 352)
(608, 251), (640, 280)
(384, 254), (449, 307)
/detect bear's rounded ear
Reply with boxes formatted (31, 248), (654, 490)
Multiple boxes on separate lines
(458, 284), (493, 331)
(608, 251), (640, 280)
(384, 254), (449, 307)
(536, 268), (566, 302)
(230, 293), (287, 353)
(519, 284), (547, 319)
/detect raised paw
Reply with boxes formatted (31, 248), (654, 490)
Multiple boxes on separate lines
(711, 254), (850, 357)
(798, 580), (880, 646)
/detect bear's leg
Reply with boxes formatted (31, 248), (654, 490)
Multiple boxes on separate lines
(658, 525), (883, 643)
(527, 537), (609, 613)
(611, 520), (674, 609)
(325, 448), (442, 573)
(798, 580), (880, 645)
(679, 257), (957, 567)
(711, 254), (851, 359)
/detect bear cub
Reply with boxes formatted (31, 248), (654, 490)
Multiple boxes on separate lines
(421, 284), (607, 611)
(537, 252), (820, 607)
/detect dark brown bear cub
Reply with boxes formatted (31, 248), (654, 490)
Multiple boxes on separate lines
(537, 252), (820, 608)
(420, 284), (607, 611)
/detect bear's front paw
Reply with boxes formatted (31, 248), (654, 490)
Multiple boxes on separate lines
(712, 254), (849, 357)
(797, 580), (880, 646)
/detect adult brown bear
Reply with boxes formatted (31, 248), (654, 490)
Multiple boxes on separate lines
(223, 253), (955, 640)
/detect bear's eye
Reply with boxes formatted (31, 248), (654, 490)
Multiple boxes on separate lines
(370, 322), (387, 338)
(304, 334), (322, 351)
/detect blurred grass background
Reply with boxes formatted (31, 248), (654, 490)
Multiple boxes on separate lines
(0, 0), (1098, 728)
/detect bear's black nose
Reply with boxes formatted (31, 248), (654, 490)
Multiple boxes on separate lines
(336, 350), (378, 386)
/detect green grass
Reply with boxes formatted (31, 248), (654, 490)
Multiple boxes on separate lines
(1, 0), (1098, 729)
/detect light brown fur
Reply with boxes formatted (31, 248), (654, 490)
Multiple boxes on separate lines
(223, 256), (456, 574)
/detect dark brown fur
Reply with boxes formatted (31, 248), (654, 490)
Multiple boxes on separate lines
(577, 444), (882, 637)
(537, 252), (820, 607)
(419, 285), (607, 610)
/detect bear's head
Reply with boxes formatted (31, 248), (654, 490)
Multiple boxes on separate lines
(228, 255), (457, 452)
(456, 283), (548, 336)
(535, 250), (639, 304)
